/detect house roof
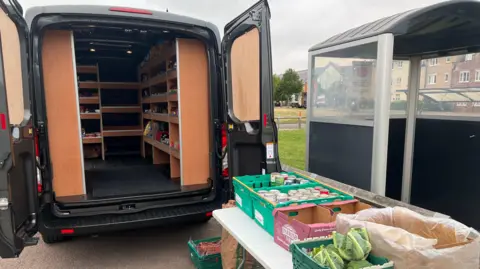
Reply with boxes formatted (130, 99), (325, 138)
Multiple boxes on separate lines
(309, 0), (480, 56)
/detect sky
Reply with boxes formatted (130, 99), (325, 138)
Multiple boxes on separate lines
(18, 0), (447, 73)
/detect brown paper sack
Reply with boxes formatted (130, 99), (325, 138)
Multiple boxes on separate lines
(220, 200), (256, 269)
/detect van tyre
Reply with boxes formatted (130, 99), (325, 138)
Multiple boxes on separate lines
(41, 234), (65, 244)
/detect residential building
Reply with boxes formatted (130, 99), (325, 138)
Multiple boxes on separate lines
(451, 53), (480, 88)
(419, 56), (456, 89)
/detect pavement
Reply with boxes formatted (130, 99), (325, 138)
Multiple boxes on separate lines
(0, 220), (222, 269)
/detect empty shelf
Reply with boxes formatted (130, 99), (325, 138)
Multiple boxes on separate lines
(98, 82), (140, 90)
(167, 69), (177, 80)
(102, 126), (143, 137)
(144, 136), (170, 154)
(83, 137), (102, 144)
(78, 82), (99, 89)
(102, 106), (142, 113)
(80, 113), (101, 119)
(77, 65), (97, 74)
(79, 96), (100, 104)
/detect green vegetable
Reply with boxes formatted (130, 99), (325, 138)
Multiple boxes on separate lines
(333, 228), (372, 261)
(346, 260), (374, 269)
(312, 245), (345, 269)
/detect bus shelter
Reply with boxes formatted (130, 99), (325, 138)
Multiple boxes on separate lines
(305, 0), (480, 230)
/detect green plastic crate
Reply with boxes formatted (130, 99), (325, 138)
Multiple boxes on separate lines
(290, 238), (394, 269)
(233, 172), (318, 219)
(251, 176), (354, 236)
(188, 237), (222, 269)
(233, 175), (272, 218)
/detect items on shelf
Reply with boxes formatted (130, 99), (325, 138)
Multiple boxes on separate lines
(143, 89), (150, 98)
(79, 106), (99, 113)
(171, 140), (180, 151)
(167, 60), (177, 70)
(83, 144), (102, 159)
(170, 106), (178, 116)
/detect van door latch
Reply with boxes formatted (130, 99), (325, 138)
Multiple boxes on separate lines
(0, 198), (9, 210)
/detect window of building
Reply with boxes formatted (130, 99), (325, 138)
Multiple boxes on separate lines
(444, 73), (449, 82)
(429, 58), (438, 66)
(428, 74), (437, 84)
(445, 57), (451, 63)
(396, 77), (402, 85)
(395, 94), (401, 101)
(466, 54), (474, 61)
(460, 71), (470, 83)
(476, 70), (480, 82)
(397, 61), (403, 68)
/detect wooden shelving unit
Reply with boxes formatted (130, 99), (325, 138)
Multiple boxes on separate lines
(77, 64), (143, 160)
(138, 39), (210, 185)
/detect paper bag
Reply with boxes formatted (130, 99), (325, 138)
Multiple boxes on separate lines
(336, 206), (480, 269)
(220, 200), (256, 269)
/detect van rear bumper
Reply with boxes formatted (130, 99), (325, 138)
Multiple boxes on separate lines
(39, 201), (220, 237)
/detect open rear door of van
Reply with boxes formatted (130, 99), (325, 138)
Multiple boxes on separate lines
(0, 0), (39, 258)
(222, 0), (281, 178)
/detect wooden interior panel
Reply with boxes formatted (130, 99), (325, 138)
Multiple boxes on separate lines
(177, 39), (210, 185)
(0, 9), (25, 124)
(42, 30), (84, 197)
(230, 28), (260, 122)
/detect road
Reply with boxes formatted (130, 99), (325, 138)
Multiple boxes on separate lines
(1, 220), (222, 269)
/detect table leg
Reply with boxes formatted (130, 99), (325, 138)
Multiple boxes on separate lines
(237, 245), (246, 269)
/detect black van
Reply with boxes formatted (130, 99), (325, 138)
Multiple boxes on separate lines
(0, 0), (279, 258)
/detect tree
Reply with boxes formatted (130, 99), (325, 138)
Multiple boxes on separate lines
(277, 69), (304, 102)
(273, 74), (282, 101)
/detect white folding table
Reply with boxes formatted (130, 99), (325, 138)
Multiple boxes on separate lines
(213, 207), (293, 269)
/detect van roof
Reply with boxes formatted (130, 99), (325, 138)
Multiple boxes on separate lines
(24, 5), (221, 39)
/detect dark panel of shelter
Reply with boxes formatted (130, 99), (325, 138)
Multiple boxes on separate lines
(411, 118), (480, 230)
(386, 118), (406, 200)
(308, 121), (373, 190)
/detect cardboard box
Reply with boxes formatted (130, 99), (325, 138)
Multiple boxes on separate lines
(273, 199), (371, 251)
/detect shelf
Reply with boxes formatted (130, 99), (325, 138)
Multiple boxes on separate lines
(78, 82), (98, 89)
(149, 94), (168, 103)
(167, 69), (177, 80)
(140, 82), (149, 89)
(140, 57), (164, 73)
(150, 113), (169, 122)
(144, 136), (170, 154)
(82, 137), (102, 144)
(102, 106), (142, 113)
(79, 96), (99, 104)
(98, 82), (140, 90)
(80, 113), (101, 119)
(169, 116), (179, 124)
(143, 113), (152, 120)
(170, 148), (180, 159)
(102, 126), (143, 137)
(168, 92), (178, 101)
(77, 65), (97, 74)
(150, 73), (167, 86)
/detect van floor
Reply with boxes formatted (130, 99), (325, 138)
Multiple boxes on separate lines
(84, 156), (180, 199)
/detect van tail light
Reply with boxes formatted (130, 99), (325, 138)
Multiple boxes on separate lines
(60, 229), (74, 235)
(109, 7), (153, 15)
(34, 133), (42, 194)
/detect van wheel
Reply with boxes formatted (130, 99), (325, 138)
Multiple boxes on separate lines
(41, 234), (65, 244)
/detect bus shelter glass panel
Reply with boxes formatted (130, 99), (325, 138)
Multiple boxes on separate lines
(307, 40), (380, 192)
(310, 41), (378, 123)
